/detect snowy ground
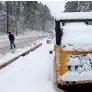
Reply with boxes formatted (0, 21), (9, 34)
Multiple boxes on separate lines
(0, 38), (57, 92)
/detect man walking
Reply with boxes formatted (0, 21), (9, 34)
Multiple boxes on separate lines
(8, 32), (16, 49)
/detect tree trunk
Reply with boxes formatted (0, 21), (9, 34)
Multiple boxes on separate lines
(15, 1), (20, 36)
(7, 1), (9, 34)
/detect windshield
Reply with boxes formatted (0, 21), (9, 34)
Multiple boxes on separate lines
(61, 22), (92, 45)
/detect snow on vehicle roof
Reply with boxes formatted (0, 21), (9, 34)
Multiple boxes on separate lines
(56, 12), (92, 21)
(61, 22), (92, 50)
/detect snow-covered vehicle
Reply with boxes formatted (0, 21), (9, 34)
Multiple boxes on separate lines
(54, 12), (92, 89)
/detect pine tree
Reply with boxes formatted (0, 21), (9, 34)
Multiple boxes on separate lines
(0, 1), (54, 34)
(64, 1), (79, 12)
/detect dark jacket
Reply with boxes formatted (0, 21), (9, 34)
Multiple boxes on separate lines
(9, 34), (15, 41)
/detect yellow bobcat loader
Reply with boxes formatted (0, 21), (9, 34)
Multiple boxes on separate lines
(54, 12), (92, 89)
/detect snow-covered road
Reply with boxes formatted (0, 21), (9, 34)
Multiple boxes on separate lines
(0, 35), (47, 54)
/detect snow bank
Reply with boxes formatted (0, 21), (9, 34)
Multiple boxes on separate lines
(56, 12), (92, 20)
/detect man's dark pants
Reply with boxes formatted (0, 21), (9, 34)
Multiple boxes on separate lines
(10, 40), (15, 49)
